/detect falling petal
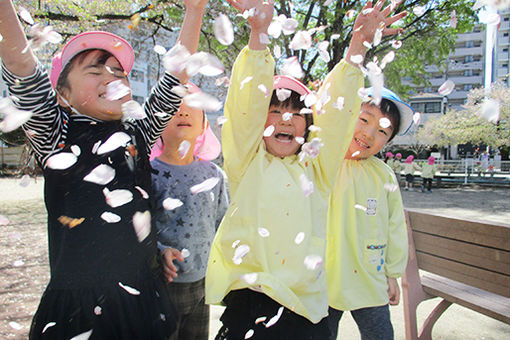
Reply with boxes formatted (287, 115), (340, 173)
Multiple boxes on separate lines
(289, 31), (313, 50)
(96, 132), (131, 155)
(351, 150), (361, 158)
(217, 116), (228, 125)
(413, 6), (426, 16)
(171, 85), (188, 97)
(438, 80), (455, 96)
(282, 112), (293, 121)
(324, 0), (334, 5)
(478, 9), (500, 25)
(450, 10), (457, 28)
(105, 80), (131, 101)
(215, 76), (230, 87)
(268, 20), (282, 38)
(245, 329), (255, 339)
(276, 88), (292, 102)
(331, 33), (341, 40)
(379, 117), (391, 129)
(178, 140), (191, 158)
(263, 125), (275, 137)
(333, 96), (345, 110)
(101, 212), (121, 223)
(232, 240), (241, 248)
(19, 174), (30, 187)
(132, 211), (151, 242)
(358, 87), (370, 102)
(12, 259), (24, 267)
(92, 141), (101, 154)
(186, 52), (224, 77)
(154, 45), (167, 55)
(384, 183), (399, 192)
(46, 152), (77, 170)
(0, 97), (33, 132)
(299, 138), (323, 161)
(241, 273), (258, 284)
(273, 45), (282, 58)
(258, 84), (269, 97)
(163, 197), (183, 210)
(295, 136), (305, 144)
(258, 227), (270, 238)
(299, 174), (314, 197)
(380, 51), (395, 69)
(255, 316), (267, 324)
(300, 108), (314, 114)
(18, 6), (34, 24)
(69, 145), (81, 156)
(295, 232), (305, 244)
(118, 282), (141, 295)
(265, 308), (284, 328)
(9, 321), (22, 330)
(363, 41), (373, 49)
(317, 41), (330, 63)
(181, 248), (190, 258)
(135, 186), (149, 199)
(190, 177), (220, 194)
(84, 164), (115, 185)
(233, 244), (250, 265)
(162, 43), (191, 75)
(94, 306), (102, 315)
(240, 76), (253, 90)
(366, 62), (384, 105)
(238, 7), (256, 19)
(304, 93), (317, 107)
(184, 92), (222, 112)
(355, 204), (367, 211)
(373, 28), (383, 47)
(350, 55), (363, 64)
(390, 40), (402, 49)
(280, 56), (304, 78)
(70, 330), (93, 340)
(103, 188), (133, 208)
(42, 322), (56, 333)
(122, 100), (146, 120)
(259, 33), (270, 44)
(413, 112), (421, 125)
(304, 254), (323, 270)
(214, 14), (234, 45)
(481, 98), (500, 123)
(282, 18), (299, 35)
(308, 126), (321, 133)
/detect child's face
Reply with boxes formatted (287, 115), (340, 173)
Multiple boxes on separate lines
(346, 103), (394, 160)
(161, 103), (204, 147)
(263, 104), (307, 158)
(60, 50), (132, 121)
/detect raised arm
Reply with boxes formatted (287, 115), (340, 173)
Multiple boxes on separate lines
(0, 0), (37, 77)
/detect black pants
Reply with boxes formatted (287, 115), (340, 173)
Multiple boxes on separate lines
(422, 178), (433, 191)
(215, 289), (330, 340)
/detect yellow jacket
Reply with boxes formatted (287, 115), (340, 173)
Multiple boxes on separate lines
(205, 47), (363, 323)
(420, 163), (437, 179)
(326, 157), (408, 311)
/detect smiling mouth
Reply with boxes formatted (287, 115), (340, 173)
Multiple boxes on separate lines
(354, 137), (370, 149)
(275, 132), (294, 143)
(177, 123), (192, 127)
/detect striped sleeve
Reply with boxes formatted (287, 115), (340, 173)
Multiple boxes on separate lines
(2, 62), (67, 167)
(137, 72), (182, 154)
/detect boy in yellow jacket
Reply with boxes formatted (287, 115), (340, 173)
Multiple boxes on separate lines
(326, 87), (414, 339)
(205, 0), (406, 339)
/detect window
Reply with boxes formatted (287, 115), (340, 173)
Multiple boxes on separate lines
(464, 84), (473, 91)
(505, 33), (509, 37)
(425, 102), (441, 113)
(411, 103), (425, 113)
(129, 69), (145, 82)
(504, 48), (509, 52)
(465, 41), (474, 48)
(464, 69), (473, 76)
(505, 17), (510, 21)
(464, 55), (474, 63)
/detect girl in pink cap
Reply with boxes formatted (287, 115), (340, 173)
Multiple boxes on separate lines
(205, 0), (402, 339)
(403, 155), (421, 191)
(149, 82), (228, 340)
(420, 156), (438, 192)
(0, 0), (207, 338)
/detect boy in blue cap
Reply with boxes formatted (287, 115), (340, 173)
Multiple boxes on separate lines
(326, 87), (414, 340)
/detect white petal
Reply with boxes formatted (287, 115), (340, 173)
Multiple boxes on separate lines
(303, 254), (323, 270)
(232, 244), (250, 265)
(333, 96), (345, 110)
(19, 174), (30, 187)
(42, 322), (56, 333)
(13, 259), (24, 267)
(240, 76), (253, 90)
(96, 132), (131, 155)
(162, 43), (191, 74)
(331, 33), (341, 40)
(294, 232), (305, 244)
(390, 40), (402, 49)
(122, 100), (146, 120)
(295, 136), (305, 144)
(282, 112), (293, 121)
(265, 307), (284, 327)
(232, 240), (241, 248)
(94, 306), (102, 315)
(282, 18), (299, 35)
(178, 140), (191, 158)
(184, 92), (222, 112)
(135, 186), (149, 199)
(350, 54), (363, 64)
(384, 183), (399, 192)
(101, 212), (121, 223)
(118, 282), (141, 295)
(273, 45), (282, 58)
(351, 150), (361, 158)
(181, 248), (190, 258)
(46, 152), (77, 170)
(241, 273), (258, 284)
(199, 54), (224, 77)
(379, 117), (391, 129)
(413, 112), (421, 125)
(18, 7), (34, 25)
(103, 188), (133, 208)
(263, 125), (275, 137)
(216, 116), (228, 125)
(438, 80), (455, 96)
(280, 56), (304, 78)
(300, 108), (314, 115)
(9, 321), (22, 330)
(268, 21), (282, 38)
(304, 93), (317, 108)
(190, 177), (220, 194)
(105, 80), (131, 101)
(163, 197), (184, 210)
(276, 88), (292, 102)
(308, 126), (322, 133)
(259, 33), (270, 44)
(70, 145), (81, 156)
(258, 84), (269, 97)
(481, 98), (500, 123)
(413, 6), (426, 16)
(84, 164), (115, 185)
(132, 211), (151, 242)
(299, 174), (314, 197)
(245, 329), (255, 339)
(214, 14), (234, 45)
(380, 51), (395, 69)
(355, 204), (367, 211)
(70, 330), (93, 340)
(255, 316), (267, 324)
(154, 45), (167, 55)
(289, 31), (312, 50)
(0, 97), (33, 133)
(258, 227), (270, 238)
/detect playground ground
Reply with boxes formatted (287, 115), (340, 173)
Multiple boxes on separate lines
(0, 177), (509, 339)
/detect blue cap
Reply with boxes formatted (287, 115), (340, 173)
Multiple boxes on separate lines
(367, 87), (415, 136)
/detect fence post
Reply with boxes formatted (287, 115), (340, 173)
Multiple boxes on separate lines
(464, 158), (468, 184)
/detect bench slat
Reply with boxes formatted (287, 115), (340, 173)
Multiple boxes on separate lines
(413, 231), (510, 275)
(407, 209), (510, 251)
(416, 252), (510, 298)
(421, 273), (510, 325)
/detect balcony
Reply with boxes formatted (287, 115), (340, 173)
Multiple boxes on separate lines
(456, 31), (484, 42)
(498, 52), (509, 61)
(452, 47), (484, 57)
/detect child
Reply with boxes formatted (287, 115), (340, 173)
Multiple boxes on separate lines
(384, 151), (394, 165)
(392, 152), (403, 184)
(326, 86), (414, 340)
(420, 156), (437, 192)
(404, 155), (421, 191)
(150, 82), (229, 340)
(0, 0), (207, 338)
(205, 0), (405, 339)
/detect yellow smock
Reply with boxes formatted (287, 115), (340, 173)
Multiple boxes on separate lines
(205, 47), (363, 323)
(326, 157), (408, 311)
(404, 162), (421, 175)
(420, 163), (437, 179)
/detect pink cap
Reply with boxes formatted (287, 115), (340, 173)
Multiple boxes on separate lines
(273, 75), (311, 96)
(405, 155), (414, 163)
(395, 153), (402, 158)
(428, 156), (435, 165)
(149, 82), (221, 161)
(386, 152), (394, 158)
(50, 31), (135, 88)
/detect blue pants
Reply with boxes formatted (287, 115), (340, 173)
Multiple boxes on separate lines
(327, 305), (393, 340)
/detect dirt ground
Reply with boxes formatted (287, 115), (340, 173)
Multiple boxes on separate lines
(0, 176), (509, 339)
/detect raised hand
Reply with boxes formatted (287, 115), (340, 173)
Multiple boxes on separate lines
(353, 0), (407, 44)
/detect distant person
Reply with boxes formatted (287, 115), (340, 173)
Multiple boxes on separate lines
(420, 156), (437, 193)
(384, 151), (394, 164)
(404, 155), (421, 191)
(392, 153), (403, 184)
(480, 150), (489, 175)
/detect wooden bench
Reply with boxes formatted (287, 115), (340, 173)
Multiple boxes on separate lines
(402, 208), (510, 340)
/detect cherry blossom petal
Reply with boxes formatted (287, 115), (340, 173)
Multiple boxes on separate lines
(413, 112), (421, 125)
(295, 136), (305, 144)
(350, 55), (363, 64)
(240, 76), (253, 90)
(299, 174), (314, 197)
(358, 87), (370, 102)
(214, 14), (234, 46)
(241, 273), (258, 284)
(122, 100), (147, 120)
(233, 244), (250, 265)
(258, 84), (269, 97)
(94, 306), (102, 315)
(351, 150), (361, 158)
(265, 306), (284, 327)
(299, 138), (323, 161)
(355, 204), (367, 211)
(181, 248), (190, 258)
(178, 140), (191, 158)
(105, 80), (131, 101)
(232, 240), (241, 248)
(391, 40), (402, 49)
(9, 321), (22, 330)
(135, 186), (149, 199)
(333, 96), (345, 111)
(42, 322), (56, 333)
(373, 28), (383, 47)
(280, 56), (303, 78)
(331, 33), (341, 40)
(184, 92), (222, 112)
(481, 98), (500, 123)
(276, 88), (292, 102)
(289, 31), (312, 50)
(282, 18), (299, 35)
(259, 33), (270, 45)
(379, 117), (391, 129)
(70, 330), (93, 340)
(190, 177), (220, 194)
(282, 112), (293, 121)
(258, 227), (270, 238)
(255, 316), (267, 324)
(101, 212), (121, 223)
(217, 116), (228, 125)
(295, 232), (305, 244)
(154, 45), (167, 55)
(84, 164), (115, 185)
(308, 126), (321, 133)
(304, 254), (323, 270)
(19, 174), (30, 187)
(162, 43), (191, 75)
(268, 21), (282, 38)
(163, 197), (183, 210)
(46, 152), (77, 170)
(304, 93), (317, 107)
(132, 211), (151, 242)
(0, 97), (33, 133)
(18, 6), (34, 24)
(118, 282), (141, 295)
(245, 329), (255, 339)
(384, 183), (399, 192)
(438, 80), (455, 96)
(380, 51), (395, 69)
(413, 6), (426, 16)
(103, 188), (133, 208)
(96, 132), (131, 155)
(346, 9), (356, 20)
(273, 45), (282, 58)
(263, 125), (275, 137)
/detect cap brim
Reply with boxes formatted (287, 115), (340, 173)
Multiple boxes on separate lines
(61, 31), (134, 75)
(273, 75), (310, 96)
(390, 99), (414, 136)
